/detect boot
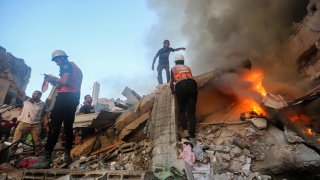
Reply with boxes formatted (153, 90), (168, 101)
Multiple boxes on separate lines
(63, 150), (73, 164)
(30, 150), (52, 169)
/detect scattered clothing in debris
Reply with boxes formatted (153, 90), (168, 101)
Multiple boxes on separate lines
(180, 144), (195, 166)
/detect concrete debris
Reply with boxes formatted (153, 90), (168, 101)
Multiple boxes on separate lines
(119, 142), (139, 154)
(114, 101), (129, 110)
(249, 118), (267, 130)
(122, 86), (141, 105)
(262, 93), (288, 109)
(185, 122), (320, 179)
(284, 126), (306, 143)
(192, 163), (211, 180)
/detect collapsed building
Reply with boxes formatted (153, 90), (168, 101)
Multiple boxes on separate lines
(0, 46), (31, 105)
(3, 1), (320, 180)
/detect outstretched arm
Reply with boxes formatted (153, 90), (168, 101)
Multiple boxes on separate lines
(174, 47), (186, 51)
(152, 53), (159, 70)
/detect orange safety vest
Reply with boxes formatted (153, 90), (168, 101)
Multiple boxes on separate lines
(58, 62), (83, 93)
(171, 64), (193, 83)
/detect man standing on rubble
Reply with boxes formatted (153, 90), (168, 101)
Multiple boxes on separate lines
(152, 40), (186, 84)
(10, 90), (46, 155)
(32, 50), (83, 168)
(170, 54), (198, 145)
(79, 94), (95, 114)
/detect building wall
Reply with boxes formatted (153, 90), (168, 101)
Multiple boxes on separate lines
(0, 46), (31, 105)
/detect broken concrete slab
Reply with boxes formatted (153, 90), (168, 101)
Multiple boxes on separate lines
(249, 118), (267, 130)
(122, 86), (141, 105)
(284, 126), (305, 144)
(73, 113), (99, 128)
(251, 125), (320, 174)
(262, 93), (288, 109)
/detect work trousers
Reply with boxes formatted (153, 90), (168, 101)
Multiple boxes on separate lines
(10, 121), (41, 154)
(45, 92), (79, 153)
(175, 79), (198, 138)
(157, 64), (170, 84)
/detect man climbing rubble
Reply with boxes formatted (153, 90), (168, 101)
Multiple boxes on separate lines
(170, 54), (198, 145)
(32, 50), (83, 169)
(9, 90), (46, 156)
(152, 40), (186, 84)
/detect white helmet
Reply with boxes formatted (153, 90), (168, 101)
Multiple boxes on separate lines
(174, 54), (185, 61)
(52, 50), (68, 60)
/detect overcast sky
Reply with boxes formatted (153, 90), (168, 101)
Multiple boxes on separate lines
(0, 0), (187, 101)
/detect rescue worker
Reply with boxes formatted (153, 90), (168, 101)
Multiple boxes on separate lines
(79, 94), (95, 114)
(152, 40), (186, 84)
(32, 50), (83, 168)
(170, 54), (198, 145)
(10, 90), (46, 155)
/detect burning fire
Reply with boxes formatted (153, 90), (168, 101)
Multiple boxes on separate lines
(237, 69), (267, 116)
(239, 99), (266, 115)
(289, 114), (311, 124)
(242, 69), (267, 97)
(305, 128), (315, 136)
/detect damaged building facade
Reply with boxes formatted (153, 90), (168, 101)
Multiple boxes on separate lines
(0, 46), (31, 105)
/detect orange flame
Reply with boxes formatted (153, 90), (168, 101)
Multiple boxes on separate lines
(242, 69), (267, 97)
(236, 69), (267, 115)
(305, 128), (315, 136)
(242, 99), (266, 114)
(289, 114), (311, 124)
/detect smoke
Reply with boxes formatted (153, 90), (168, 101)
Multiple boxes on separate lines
(147, 0), (309, 91)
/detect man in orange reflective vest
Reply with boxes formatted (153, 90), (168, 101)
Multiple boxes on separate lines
(32, 50), (83, 168)
(170, 54), (198, 145)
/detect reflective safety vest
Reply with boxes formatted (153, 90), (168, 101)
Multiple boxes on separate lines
(171, 64), (193, 83)
(58, 62), (83, 93)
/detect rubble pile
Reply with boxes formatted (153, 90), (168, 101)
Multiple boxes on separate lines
(176, 112), (320, 179)
(177, 120), (272, 179)
(55, 140), (153, 171)
(104, 140), (152, 171)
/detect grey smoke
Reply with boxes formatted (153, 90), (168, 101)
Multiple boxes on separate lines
(146, 0), (308, 84)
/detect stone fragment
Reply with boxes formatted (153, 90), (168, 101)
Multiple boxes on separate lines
(216, 152), (231, 161)
(228, 160), (243, 173)
(242, 163), (251, 171)
(213, 145), (231, 153)
(125, 163), (134, 170)
(230, 146), (242, 157)
(284, 126), (305, 143)
(249, 118), (267, 130)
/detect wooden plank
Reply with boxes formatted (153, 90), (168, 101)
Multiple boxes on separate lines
(71, 136), (100, 158)
(118, 111), (150, 139)
(112, 93), (155, 134)
(90, 144), (116, 156)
